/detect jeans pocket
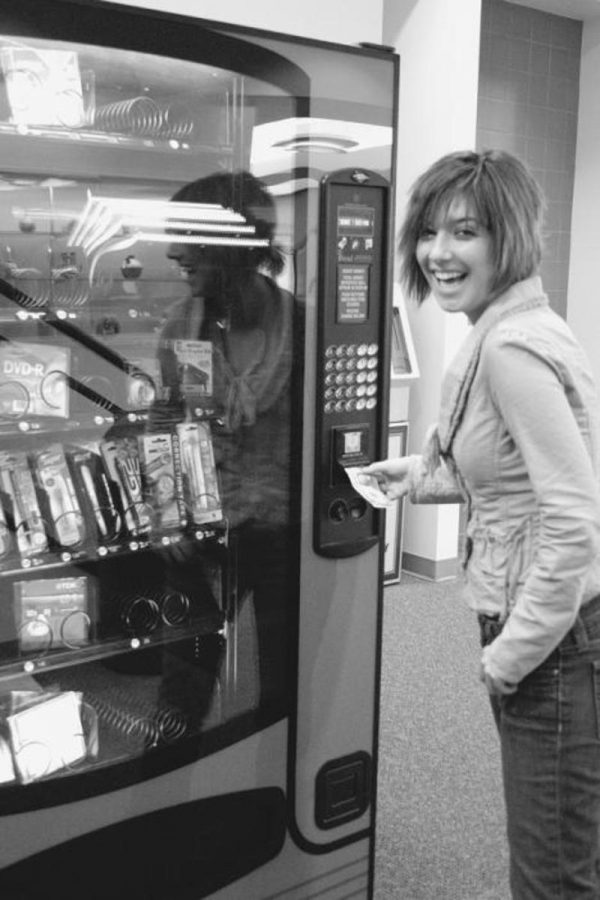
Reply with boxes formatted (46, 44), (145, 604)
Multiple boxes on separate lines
(502, 663), (559, 724)
(593, 661), (600, 740)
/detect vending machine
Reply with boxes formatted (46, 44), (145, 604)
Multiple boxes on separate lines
(0, 2), (398, 897)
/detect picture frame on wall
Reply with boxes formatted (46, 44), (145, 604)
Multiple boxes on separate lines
(384, 421), (409, 584)
(391, 289), (419, 382)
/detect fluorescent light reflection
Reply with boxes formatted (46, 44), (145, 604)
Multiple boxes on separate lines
(68, 196), (262, 256)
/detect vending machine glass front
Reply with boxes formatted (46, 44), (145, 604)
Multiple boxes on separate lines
(0, 19), (310, 804)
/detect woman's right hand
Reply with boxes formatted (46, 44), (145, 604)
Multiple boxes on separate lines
(360, 457), (413, 502)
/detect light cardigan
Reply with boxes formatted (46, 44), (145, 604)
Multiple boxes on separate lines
(406, 277), (600, 685)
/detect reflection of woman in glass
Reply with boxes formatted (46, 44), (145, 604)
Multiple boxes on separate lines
(159, 170), (296, 712)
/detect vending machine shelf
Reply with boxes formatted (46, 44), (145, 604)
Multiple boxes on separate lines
(0, 607), (226, 683)
(0, 126), (232, 182)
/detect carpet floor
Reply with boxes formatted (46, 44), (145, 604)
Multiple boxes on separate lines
(374, 573), (511, 900)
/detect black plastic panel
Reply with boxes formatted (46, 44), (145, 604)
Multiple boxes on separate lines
(314, 170), (390, 558)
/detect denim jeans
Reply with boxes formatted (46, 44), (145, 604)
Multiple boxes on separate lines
(482, 596), (600, 899)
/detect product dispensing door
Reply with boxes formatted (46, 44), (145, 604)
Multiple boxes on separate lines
(314, 169), (390, 558)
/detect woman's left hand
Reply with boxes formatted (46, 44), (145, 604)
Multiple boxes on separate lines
(480, 663), (518, 696)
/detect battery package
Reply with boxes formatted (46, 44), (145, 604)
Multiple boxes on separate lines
(175, 422), (222, 525)
(100, 437), (152, 538)
(0, 451), (48, 561)
(138, 432), (185, 531)
(0, 342), (70, 419)
(31, 444), (86, 549)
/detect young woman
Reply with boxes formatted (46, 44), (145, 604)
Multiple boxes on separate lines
(365, 150), (600, 898)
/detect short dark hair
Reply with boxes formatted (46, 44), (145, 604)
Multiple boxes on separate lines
(399, 150), (545, 304)
(170, 169), (284, 275)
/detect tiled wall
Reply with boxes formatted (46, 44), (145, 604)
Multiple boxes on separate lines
(476, 0), (582, 316)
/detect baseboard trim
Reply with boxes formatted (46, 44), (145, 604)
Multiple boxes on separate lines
(401, 552), (459, 582)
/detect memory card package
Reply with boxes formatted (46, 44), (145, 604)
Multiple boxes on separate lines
(172, 340), (213, 403)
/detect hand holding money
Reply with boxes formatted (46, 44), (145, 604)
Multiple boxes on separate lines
(346, 465), (398, 508)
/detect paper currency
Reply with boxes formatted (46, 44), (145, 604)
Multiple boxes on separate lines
(345, 466), (395, 508)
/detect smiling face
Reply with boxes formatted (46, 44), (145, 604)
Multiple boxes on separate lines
(167, 239), (223, 298)
(415, 195), (496, 324)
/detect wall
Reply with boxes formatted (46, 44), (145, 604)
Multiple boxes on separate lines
(382, 0), (481, 580)
(477, 0), (582, 316)
(100, 0), (384, 45)
(567, 15), (600, 385)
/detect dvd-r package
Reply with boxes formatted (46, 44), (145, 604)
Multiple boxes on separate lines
(0, 342), (70, 419)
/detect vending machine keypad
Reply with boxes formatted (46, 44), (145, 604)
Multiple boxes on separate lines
(322, 342), (379, 415)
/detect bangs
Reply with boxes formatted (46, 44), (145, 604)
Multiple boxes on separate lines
(419, 183), (490, 233)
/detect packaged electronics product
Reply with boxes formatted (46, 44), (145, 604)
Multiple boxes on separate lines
(0, 46), (86, 128)
(0, 341), (70, 419)
(0, 502), (12, 563)
(14, 575), (91, 653)
(172, 340), (213, 402)
(100, 437), (152, 537)
(0, 451), (48, 560)
(6, 691), (87, 783)
(66, 442), (122, 543)
(138, 432), (185, 530)
(31, 444), (86, 548)
(175, 422), (222, 525)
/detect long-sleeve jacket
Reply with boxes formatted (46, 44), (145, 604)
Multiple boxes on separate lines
(406, 277), (600, 685)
